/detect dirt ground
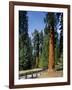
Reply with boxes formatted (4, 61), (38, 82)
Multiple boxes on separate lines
(38, 69), (63, 78)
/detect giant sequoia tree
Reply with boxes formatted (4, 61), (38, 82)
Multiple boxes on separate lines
(19, 11), (32, 70)
(44, 12), (61, 71)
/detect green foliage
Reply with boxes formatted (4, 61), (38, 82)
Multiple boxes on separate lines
(39, 30), (43, 55)
(32, 29), (40, 68)
(39, 26), (49, 68)
(44, 13), (59, 28)
(55, 43), (59, 64)
(32, 30), (39, 55)
(39, 36), (49, 68)
(19, 11), (33, 70)
(59, 13), (63, 58)
(54, 30), (59, 64)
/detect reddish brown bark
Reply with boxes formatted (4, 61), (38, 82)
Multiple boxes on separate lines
(48, 28), (55, 71)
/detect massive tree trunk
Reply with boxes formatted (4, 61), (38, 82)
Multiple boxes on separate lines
(48, 27), (55, 71)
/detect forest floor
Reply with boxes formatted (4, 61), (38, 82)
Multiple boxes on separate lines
(38, 64), (63, 78)
(38, 70), (63, 78)
(19, 64), (63, 79)
(19, 69), (63, 79)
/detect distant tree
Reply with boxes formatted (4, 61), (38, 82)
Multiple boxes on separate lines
(32, 30), (39, 68)
(39, 25), (49, 68)
(39, 30), (43, 55)
(59, 13), (63, 59)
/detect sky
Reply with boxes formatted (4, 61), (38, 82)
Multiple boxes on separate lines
(27, 11), (46, 38)
(19, 11), (62, 40)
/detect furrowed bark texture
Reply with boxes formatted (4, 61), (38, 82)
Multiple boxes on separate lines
(48, 29), (55, 71)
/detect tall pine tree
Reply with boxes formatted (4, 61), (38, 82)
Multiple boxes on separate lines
(19, 11), (32, 70)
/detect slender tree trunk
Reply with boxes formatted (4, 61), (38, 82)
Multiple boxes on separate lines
(36, 56), (39, 68)
(48, 27), (55, 71)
